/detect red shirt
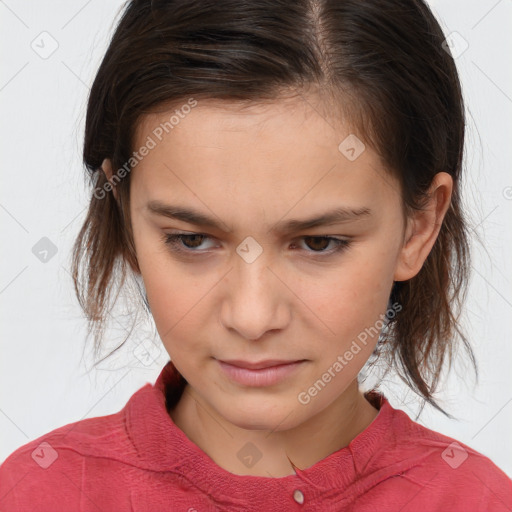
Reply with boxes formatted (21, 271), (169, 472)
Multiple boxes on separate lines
(1, 361), (511, 511)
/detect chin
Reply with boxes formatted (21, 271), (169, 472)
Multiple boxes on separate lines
(216, 398), (303, 432)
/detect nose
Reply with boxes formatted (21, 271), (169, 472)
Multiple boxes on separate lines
(219, 255), (290, 342)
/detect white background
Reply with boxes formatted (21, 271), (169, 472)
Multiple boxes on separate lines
(1, 0), (511, 479)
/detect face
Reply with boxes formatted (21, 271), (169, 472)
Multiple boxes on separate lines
(128, 94), (407, 431)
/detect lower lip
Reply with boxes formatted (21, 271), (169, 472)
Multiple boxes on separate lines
(217, 360), (306, 387)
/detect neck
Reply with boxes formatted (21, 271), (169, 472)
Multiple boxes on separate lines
(169, 380), (379, 477)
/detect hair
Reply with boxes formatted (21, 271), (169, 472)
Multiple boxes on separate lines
(72, 0), (477, 414)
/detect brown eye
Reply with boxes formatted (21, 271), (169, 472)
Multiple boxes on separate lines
(162, 233), (214, 254)
(303, 236), (331, 252)
(293, 236), (351, 256)
(177, 234), (205, 249)
(161, 232), (350, 258)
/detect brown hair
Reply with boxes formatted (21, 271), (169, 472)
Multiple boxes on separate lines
(72, 0), (477, 414)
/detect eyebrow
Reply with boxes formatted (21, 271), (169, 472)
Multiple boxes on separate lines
(146, 200), (372, 234)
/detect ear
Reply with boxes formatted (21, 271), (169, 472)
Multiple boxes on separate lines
(393, 172), (453, 282)
(101, 158), (118, 201)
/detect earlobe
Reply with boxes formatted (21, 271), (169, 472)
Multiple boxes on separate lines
(393, 172), (453, 282)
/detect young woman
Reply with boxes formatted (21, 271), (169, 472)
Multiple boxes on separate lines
(1, 0), (511, 510)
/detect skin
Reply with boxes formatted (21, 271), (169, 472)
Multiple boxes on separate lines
(102, 92), (453, 477)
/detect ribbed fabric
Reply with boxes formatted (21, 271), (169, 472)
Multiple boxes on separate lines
(1, 361), (511, 511)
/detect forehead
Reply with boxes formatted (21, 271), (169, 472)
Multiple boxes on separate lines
(130, 95), (400, 216)
(133, 95), (367, 170)
(136, 95), (333, 141)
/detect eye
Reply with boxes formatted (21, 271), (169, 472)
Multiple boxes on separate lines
(162, 233), (215, 253)
(161, 232), (351, 257)
(294, 236), (351, 255)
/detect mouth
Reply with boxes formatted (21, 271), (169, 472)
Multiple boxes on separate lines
(219, 358), (305, 370)
(215, 358), (308, 387)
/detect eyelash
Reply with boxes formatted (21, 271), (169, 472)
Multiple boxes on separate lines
(160, 232), (351, 258)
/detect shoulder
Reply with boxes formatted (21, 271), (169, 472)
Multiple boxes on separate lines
(0, 409), (133, 511)
(382, 404), (512, 510)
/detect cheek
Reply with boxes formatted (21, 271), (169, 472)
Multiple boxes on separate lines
(131, 229), (199, 352)
(299, 252), (395, 345)
(142, 266), (205, 354)
(292, 256), (395, 404)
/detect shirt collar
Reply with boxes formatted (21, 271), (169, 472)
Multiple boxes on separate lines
(126, 361), (397, 505)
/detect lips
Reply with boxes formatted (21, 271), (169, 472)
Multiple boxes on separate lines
(217, 359), (304, 370)
(215, 358), (307, 387)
